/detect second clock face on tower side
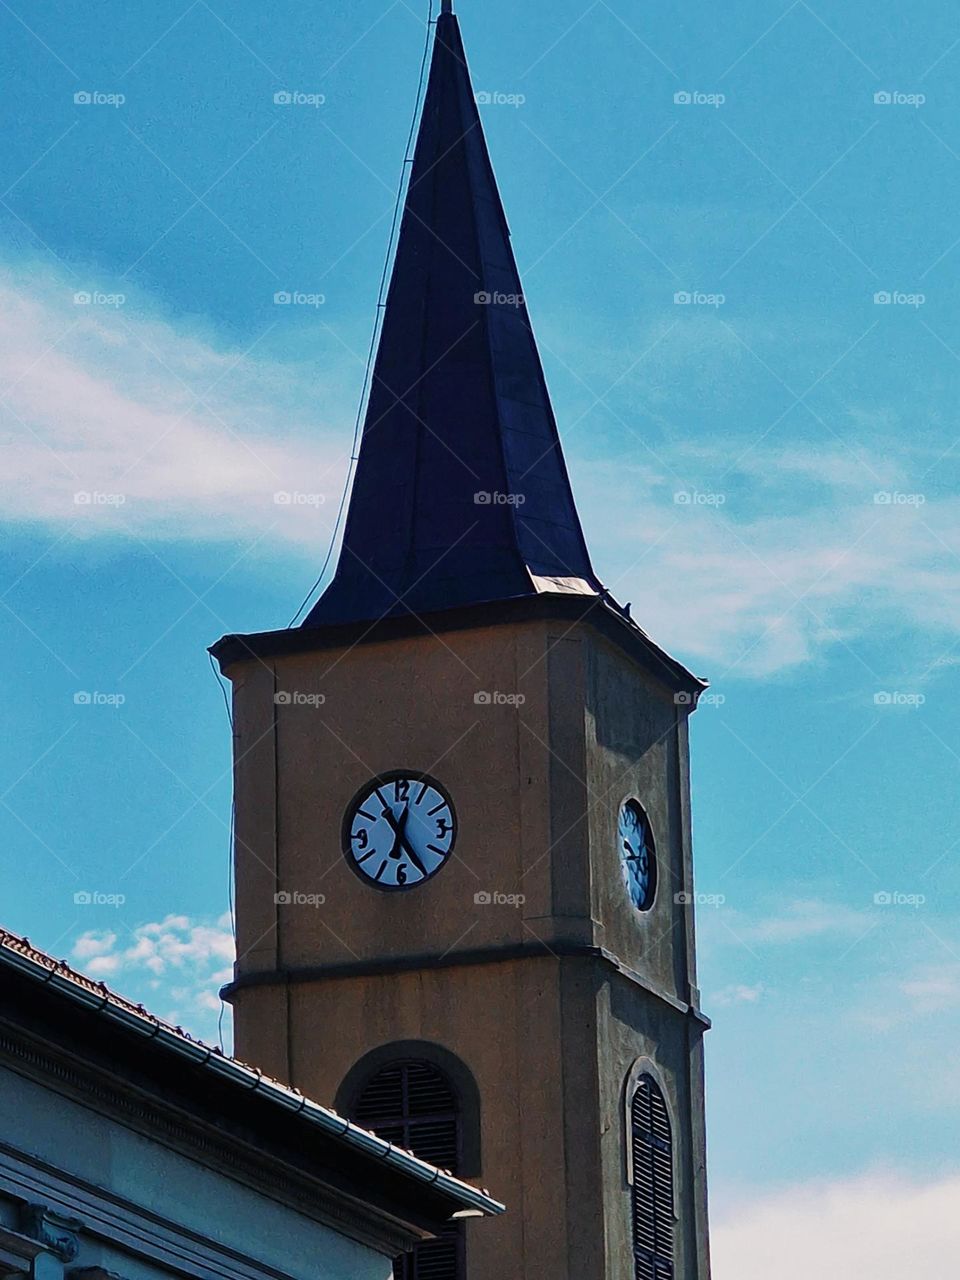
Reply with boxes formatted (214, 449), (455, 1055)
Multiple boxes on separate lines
(342, 772), (457, 891)
(618, 797), (657, 912)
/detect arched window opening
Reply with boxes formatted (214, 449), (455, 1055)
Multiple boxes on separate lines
(352, 1060), (463, 1280)
(631, 1074), (675, 1280)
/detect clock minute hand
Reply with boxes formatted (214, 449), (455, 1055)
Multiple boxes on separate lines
(384, 804), (429, 876)
(395, 808), (430, 876)
(381, 804), (406, 859)
(381, 802), (424, 868)
(399, 833), (428, 877)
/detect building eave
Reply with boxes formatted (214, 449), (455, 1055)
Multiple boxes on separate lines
(0, 929), (505, 1224)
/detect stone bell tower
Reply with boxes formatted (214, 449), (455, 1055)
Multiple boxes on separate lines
(213, 6), (712, 1278)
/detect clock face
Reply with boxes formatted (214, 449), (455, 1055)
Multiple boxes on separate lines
(343, 772), (457, 892)
(618, 798), (657, 911)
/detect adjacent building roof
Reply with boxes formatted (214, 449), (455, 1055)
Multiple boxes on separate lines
(0, 927), (504, 1222)
(304, 7), (608, 627)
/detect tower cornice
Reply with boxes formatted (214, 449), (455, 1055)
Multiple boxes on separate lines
(211, 594), (706, 698)
(220, 943), (712, 1030)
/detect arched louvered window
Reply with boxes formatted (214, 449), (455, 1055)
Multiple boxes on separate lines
(630, 1074), (675, 1280)
(352, 1060), (463, 1280)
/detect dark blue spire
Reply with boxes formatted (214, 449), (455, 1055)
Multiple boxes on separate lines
(304, 9), (605, 628)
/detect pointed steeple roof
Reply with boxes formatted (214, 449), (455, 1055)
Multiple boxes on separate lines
(304, 7), (606, 628)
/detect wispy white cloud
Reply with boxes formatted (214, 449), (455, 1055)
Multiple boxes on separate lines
(853, 960), (960, 1031)
(577, 446), (960, 677)
(713, 1171), (960, 1280)
(5, 257), (960, 679)
(742, 899), (870, 944)
(899, 966), (960, 1014)
(714, 898), (871, 946)
(71, 911), (235, 1040)
(711, 982), (764, 1006)
(0, 261), (350, 546)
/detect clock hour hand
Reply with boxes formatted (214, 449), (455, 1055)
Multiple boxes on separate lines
(382, 802), (415, 860)
(623, 840), (646, 864)
(381, 803), (428, 876)
(381, 802), (405, 834)
(381, 805), (406, 860)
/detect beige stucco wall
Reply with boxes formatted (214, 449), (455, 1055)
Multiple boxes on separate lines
(282, 959), (576, 1279)
(230, 619), (698, 973)
(231, 621), (582, 983)
(225, 613), (711, 1280)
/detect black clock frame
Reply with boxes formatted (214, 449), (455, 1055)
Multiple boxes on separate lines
(341, 769), (459, 893)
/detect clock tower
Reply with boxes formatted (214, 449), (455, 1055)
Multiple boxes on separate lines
(213, 6), (713, 1279)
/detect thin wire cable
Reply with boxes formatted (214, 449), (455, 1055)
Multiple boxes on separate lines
(288, 0), (436, 627)
(208, 651), (236, 1053)
(218, 796), (236, 1055)
(209, 651), (234, 729)
(206, 7), (441, 1053)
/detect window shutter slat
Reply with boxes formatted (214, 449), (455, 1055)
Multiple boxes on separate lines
(631, 1076), (675, 1280)
(351, 1060), (464, 1280)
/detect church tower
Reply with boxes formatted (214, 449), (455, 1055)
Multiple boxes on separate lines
(213, 6), (712, 1278)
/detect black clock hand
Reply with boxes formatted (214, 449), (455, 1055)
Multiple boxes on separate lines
(394, 808), (430, 875)
(381, 804), (403, 834)
(382, 803), (416, 862)
(382, 803), (428, 875)
(623, 840), (647, 865)
(399, 833), (428, 877)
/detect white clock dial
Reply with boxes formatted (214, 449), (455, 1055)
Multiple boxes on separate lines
(343, 773), (457, 891)
(618, 798), (657, 911)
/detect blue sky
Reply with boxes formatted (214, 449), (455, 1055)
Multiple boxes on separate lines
(3, 1), (960, 1274)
